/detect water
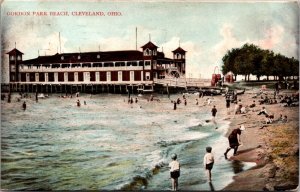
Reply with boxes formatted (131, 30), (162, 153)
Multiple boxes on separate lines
(1, 93), (255, 190)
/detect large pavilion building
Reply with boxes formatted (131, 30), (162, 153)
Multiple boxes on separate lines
(5, 41), (186, 93)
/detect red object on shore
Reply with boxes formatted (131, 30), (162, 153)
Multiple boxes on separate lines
(225, 71), (234, 83)
(211, 66), (221, 86)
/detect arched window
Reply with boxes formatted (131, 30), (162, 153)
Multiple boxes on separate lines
(176, 53), (180, 59)
(144, 48), (151, 56)
(61, 56), (64, 60)
(97, 54), (100, 59)
(78, 55), (81, 60)
(17, 55), (22, 60)
(10, 55), (15, 61)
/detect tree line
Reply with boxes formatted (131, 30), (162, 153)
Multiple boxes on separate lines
(221, 43), (299, 81)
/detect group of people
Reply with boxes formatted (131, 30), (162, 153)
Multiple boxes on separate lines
(257, 106), (288, 124)
(259, 95), (278, 105)
(168, 124), (246, 191)
(169, 146), (214, 191)
(279, 94), (299, 107)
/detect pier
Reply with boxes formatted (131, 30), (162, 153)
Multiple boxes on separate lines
(1, 77), (211, 94)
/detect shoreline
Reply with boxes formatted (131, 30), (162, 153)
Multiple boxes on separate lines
(221, 88), (299, 191)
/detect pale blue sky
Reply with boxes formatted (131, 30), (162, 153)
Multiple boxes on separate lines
(1, 0), (299, 81)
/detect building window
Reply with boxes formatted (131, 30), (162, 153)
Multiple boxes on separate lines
(138, 61), (144, 66)
(10, 55), (15, 61)
(144, 48), (152, 56)
(61, 56), (64, 60)
(146, 72), (150, 80)
(78, 55), (81, 60)
(11, 65), (16, 72)
(145, 61), (151, 66)
(176, 53), (180, 59)
(104, 62), (113, 67)
(17, 55), (22, 60)
(97, 54), (100, 59)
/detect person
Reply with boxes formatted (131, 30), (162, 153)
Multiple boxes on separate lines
(265, 114), (273, 124)
(135, 98), (138, 103)
(249, 100), (256, 108)
(224, 125), (245, 159)
(174, 102), (177, 110)
(184, 99), (187, 106)
(241, 105), (249, 114)
(275, 82), (279, 94)
(22, 101), (26, 111)
(76, 99), (81, 107)
(84, 101), (87, 105)
(233, 101), (239, 115)
(169, 153), (180, 191)
(206, 98), (212, 105)
(225, 94), (231, 114)
(8, 93), (11, 103)
(35, 92), (38, 103)
(276, 114), (283, 122)
(282, 115), (288, 123)
(211, 105), (217, 129)
(203, 146), (214, 182)
(257, 106), (268, 116)
(150, 95), (154, 101)
(196, 99), (199, 105)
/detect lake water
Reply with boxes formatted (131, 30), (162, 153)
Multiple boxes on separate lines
(1, 93), (255, 190)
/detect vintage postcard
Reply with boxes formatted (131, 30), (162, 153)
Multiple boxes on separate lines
(1, 0), (299, 191)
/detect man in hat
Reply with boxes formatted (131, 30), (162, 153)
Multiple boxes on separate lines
(224, 124), (245, 159)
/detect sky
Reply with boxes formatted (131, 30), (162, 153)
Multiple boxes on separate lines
(1, 0), (299, 82)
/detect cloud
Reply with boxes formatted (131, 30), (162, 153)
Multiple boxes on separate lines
(213, 23), (245, 64)
(256, 24), (284, 50)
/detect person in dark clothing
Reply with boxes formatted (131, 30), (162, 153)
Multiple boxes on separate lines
(224, 125), (245, 159)
(225, 95), (231, 114)
(174, 102), (177, 110)
(8, 93), (11, 103)
(22, 101), (27, 111)
(35, 92), (38, 103)
(211, 105), (218, 128)
(76, 99), (81, 107)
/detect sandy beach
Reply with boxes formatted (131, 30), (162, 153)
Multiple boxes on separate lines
(218, 85), (299, 191)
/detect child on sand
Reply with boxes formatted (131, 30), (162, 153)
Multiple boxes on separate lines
(203, 146), (214, 182)
(169, 154), (180, 191)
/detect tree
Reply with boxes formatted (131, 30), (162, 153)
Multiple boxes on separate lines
(221, 43), (299, 81)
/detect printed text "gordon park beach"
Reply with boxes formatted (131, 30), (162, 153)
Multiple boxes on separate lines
(6, 11), (122, 16)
